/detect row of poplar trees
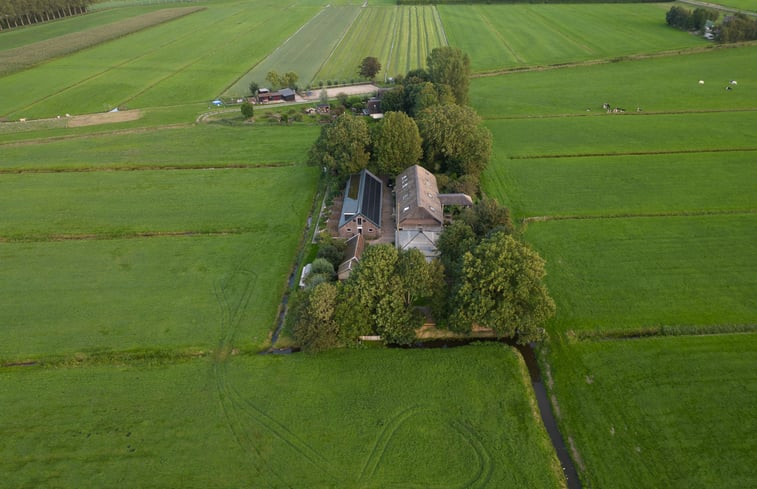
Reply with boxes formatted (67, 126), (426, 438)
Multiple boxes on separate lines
(0, 0), (94, 30)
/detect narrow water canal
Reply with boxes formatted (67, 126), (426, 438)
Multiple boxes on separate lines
(392, 338), (582, 489)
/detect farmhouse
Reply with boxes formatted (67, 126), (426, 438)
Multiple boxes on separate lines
(337, 234), (364, 280)
(395, 165), (472, 260)
(396, 165), (444, 231)
(338, 169), (383, 239)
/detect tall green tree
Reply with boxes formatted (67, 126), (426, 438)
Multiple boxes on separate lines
(373, 111), (422, 175)
(358, 56), (382, 80)
(450, 232), (555, 343)
(416, 104), (492, 177)
(426, 46), (471, 105)
(292, 282), (342, 352)
(337, 245), (440, 345)
(308, 113), (371, 176)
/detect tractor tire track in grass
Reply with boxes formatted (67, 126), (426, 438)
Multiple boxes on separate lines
(449, 421), (494, 489)
(475, 7), (524, 64)
(210, 255), (337, 484)
(359, 405), (423, 482)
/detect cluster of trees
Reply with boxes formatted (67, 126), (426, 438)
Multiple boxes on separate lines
(0, 0), (93, 29)
(309, 47), (490, 193)
(290, 199), (555, 351)
(434, 202), (554, 343)
(665, 5), (718, 31)
(716, 13), (757, 42)
(291, 245), (443, 351)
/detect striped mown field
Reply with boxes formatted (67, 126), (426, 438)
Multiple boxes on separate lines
(315, 5), (447, 84)
(441, 3), (705, 73)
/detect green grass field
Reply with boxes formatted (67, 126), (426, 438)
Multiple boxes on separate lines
(470, 45), (757, 117)
(0, 7), (204, 77)
(0, 124), (319, 171)
(704, 0), (757, 11)
(482, 111), (756, 158)
(483, 151), (757, 219)
(0, 346), (566, 488)
(0, 166), (317, 239)
(0, 232), (305, 359)
(441, 3), (704, 73)
(546, 333), (757, 489)
(0, 5), (169, 51)
(524, 215), (757, 334)
(0, 2), (318, 119)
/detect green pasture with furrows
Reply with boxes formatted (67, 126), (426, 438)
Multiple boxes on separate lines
(0, 2), (318, 119)
(524, 214), (757, 334)
(470, 45), (757, 117)
(0, 124), (320, 171)
(440, 3), (704, 73)
(546, 334), (757, 489)
(482, 150), (757, 219)
(0, 346), (565, 488)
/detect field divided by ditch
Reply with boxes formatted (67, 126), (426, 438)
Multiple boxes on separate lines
(1, 1), (755, 487)
(474, 34), (756, 487)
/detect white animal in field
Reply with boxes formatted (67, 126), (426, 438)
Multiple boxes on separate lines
(699, 80), (705, 85)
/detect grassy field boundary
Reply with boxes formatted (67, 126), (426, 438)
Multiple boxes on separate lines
(521, 208), (757, 224)
(470, 42), (756, 77)
(566, 323), (757, 342)
(0, 7), (204, 77)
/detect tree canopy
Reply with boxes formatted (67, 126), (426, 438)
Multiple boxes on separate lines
(308, 113), (371, 176)
(426, 47), (471, 106)
(358, 56), (382, 80)
(450, 232), (555, 344)
(416, 104), (492, 177)
(372, 111), (423, 175)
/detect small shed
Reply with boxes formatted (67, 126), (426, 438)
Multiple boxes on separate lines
(280, 88), (296, 102)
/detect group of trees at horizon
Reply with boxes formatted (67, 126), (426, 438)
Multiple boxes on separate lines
(0, 0), (93, 30)
(665, 5), (757, 42)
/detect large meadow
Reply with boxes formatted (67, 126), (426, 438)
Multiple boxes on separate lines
(1, 0), (755, 487)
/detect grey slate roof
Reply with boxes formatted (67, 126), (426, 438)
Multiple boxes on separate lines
(279, 88), (295, 97)
(338, 169), (383, 229)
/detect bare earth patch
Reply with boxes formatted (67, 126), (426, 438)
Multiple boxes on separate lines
(67, 110), (142, 127)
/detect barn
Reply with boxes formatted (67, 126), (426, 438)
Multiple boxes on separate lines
(338, 169), (383, 239)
